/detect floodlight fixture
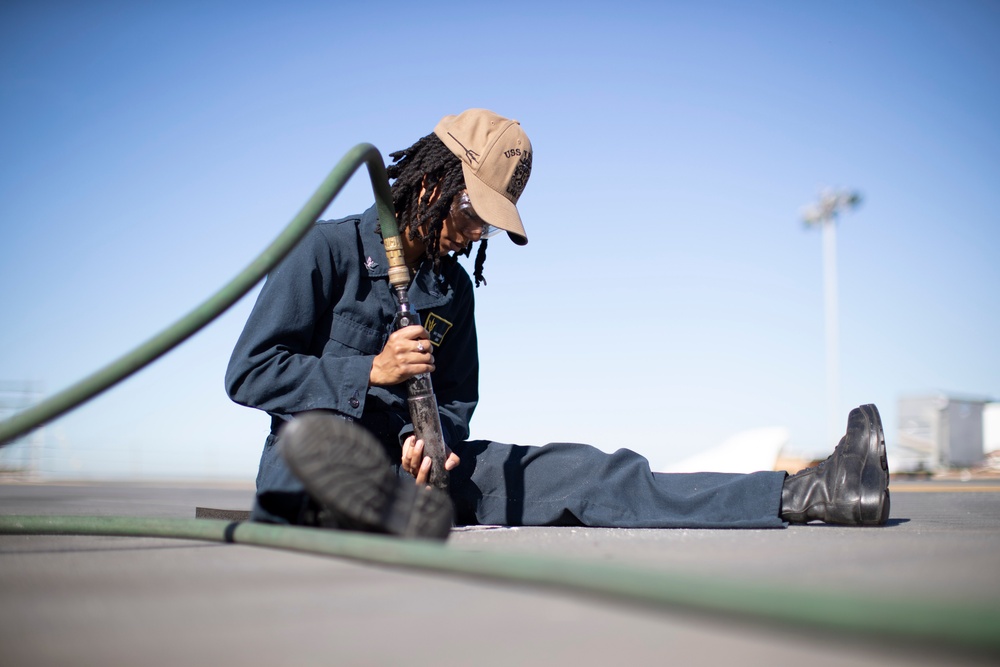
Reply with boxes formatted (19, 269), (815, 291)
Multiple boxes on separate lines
(802, 188), (863, 227)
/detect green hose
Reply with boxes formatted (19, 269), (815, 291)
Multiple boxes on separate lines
(0, 143), (396, 447)
(1, 514), (997, 654)
(2, 147), (997, 656)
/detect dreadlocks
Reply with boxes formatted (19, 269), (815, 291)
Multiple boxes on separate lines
(386, 133), (490, 287)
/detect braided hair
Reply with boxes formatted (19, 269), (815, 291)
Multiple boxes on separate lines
(386, 133), (490, 286)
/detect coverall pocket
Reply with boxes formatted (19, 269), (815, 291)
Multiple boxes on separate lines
(327, 315), (386, 355)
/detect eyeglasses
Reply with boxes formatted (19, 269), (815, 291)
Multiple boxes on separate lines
(451, 191), (502, 240)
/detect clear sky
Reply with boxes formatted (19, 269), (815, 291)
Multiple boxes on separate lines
(1, 1), (998, 479)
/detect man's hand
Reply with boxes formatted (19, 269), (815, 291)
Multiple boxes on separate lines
(401, 435), (460, 484)
(369, 325), (435, 386)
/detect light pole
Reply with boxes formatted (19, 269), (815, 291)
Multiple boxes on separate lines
(801, 189), (862, 447)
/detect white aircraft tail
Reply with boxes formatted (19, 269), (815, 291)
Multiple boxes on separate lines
(663, 427), (791, 474)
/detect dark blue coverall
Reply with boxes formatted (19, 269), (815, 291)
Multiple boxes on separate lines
(225, 207), (786, 528)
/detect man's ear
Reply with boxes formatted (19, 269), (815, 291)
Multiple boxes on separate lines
(421, 175), (442, 206)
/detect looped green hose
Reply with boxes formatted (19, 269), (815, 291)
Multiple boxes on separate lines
(2, 149), (998, 657)
(1, 515), (998, 653)
(0, 143), (397, 447)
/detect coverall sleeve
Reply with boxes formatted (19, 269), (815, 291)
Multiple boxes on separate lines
(427, 267), (479, 447)
(224, 224), (373, 420)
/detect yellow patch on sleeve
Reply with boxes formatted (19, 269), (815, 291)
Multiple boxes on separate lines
(425, 312), (453, 347)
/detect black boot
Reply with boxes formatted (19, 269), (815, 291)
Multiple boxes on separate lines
(279, 412), (454, 540)
(780, 404), (890, 526)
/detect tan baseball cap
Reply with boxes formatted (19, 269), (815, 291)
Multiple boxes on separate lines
(434, 109), (532, 245)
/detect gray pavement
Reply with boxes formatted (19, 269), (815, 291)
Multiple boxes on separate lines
(1, 480), (998, 666)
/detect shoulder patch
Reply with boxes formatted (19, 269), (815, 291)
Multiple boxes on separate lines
(424, 313), (453, 347)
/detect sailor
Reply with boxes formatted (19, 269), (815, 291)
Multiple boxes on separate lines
(225, 109), (890, 539)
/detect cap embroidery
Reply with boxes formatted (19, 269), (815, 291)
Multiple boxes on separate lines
(365, 256), (379, 271)
(448, 132), (480, 164)
(506, 151), (532, 201)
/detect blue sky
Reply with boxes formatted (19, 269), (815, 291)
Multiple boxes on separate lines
(1, 1), (997, 479)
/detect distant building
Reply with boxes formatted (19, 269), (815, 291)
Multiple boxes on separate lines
(0, 382), (45, 480)
(898, 394), (991, 471)
(985, 403), (1000, 454)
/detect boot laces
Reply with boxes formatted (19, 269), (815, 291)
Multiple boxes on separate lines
(792, 436), (848, 477)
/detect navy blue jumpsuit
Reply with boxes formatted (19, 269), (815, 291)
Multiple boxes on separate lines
(225, 207), (786, 528)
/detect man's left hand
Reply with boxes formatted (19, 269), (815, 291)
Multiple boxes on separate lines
(401, 435), (460, 484)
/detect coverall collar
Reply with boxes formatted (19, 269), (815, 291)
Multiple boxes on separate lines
(358, 206), (451, 311)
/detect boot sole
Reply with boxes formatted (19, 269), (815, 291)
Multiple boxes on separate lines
(857, 403), (891, 525)
(279, 412), (453, 540)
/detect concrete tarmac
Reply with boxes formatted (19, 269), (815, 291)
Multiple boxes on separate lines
(1, 479), (998, 667)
